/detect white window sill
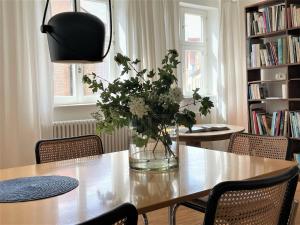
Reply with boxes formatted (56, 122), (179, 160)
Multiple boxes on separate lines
(54, 103), (97, 108)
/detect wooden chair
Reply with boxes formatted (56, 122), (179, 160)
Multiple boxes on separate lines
(227, 133), (291, 160)
(79, 203), (138, 225)
(203, 166), (299, 225)
(171, 133), (294, 224)
(35, 135), (104, 164)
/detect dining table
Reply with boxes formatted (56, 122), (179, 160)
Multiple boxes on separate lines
(0, 146), (297, 225)
(176, 124), (245, 147)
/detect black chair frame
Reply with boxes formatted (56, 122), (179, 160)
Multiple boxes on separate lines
(203, 166), (299, 225)
(79, 202), (138, 225)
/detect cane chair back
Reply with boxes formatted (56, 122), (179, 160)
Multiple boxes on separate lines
(80, 203), (138, 225)
(35, 135), (103, 164)
(203, 166), (299, 225)
(228, 133), (290, 160)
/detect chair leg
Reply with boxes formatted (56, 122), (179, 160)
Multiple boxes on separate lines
(168, 204), (180, 225)
(142, 213), (149, 225)
(288, 200), (299, 225)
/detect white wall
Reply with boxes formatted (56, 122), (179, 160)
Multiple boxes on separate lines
(54, 104), (96, 121)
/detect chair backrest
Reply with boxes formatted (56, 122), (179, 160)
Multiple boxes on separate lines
(35, 135), (104, 164)
(79, 203), (138, 225)
(228, 133), (290, 160)
(203, 166), (299, 225)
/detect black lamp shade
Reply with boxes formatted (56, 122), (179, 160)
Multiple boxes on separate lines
(46, 12), (106, 63)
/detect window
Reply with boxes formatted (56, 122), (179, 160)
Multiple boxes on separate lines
(179, 6), (207, 97)
(51, 0), (113, 105)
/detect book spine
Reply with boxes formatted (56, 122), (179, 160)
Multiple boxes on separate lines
(288, 36), (294, 63)
(290, 112), (295, 137)
(247, 12), (251, 36)
(294, 112), (298, 137)
(262, 114), (270, 135)
(278, 38), (283, 64)
(263, 49), (269, 66)
(283, 37), (287, 64)
(280, 111), (284, 135)
(253, 111), (259, 134)
(275, 111), (281, 136)
(283, 110), (288, 137)
(257, 114), (263, 135)
(296, 112), (300, 138)
(271, 112), (276, 136)
(260, 50), (266, 66)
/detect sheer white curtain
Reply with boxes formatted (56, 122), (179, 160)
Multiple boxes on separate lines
(114, 0), (180, 71)
(0, 0), (53, 168)
(216, 0), (248, 128)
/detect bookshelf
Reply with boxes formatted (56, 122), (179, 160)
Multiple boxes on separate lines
(245, 0), (300, 154)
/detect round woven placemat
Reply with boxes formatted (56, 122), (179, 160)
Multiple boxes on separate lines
(0, 176), (79, 203)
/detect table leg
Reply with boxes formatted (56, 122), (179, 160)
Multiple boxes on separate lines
(168, 204), (180, 225)
(142, 213), (149, 225)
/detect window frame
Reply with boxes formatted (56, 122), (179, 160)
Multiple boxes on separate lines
(53, 0), (114, 106)
(179, 6), (208, 98)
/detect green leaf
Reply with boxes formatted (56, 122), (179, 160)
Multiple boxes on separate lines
(132, 59), (141, 64)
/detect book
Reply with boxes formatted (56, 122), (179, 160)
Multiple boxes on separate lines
(185, 125), (230, 133)
(250, 103), (266, 134)
(287, 5), (300, 28)
(248, 4), (286, 36)
(248, 83), (268, 99)
(262, 114), (271, 135)
(250, 39), (286, 68)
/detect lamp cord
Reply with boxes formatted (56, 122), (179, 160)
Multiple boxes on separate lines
(74, 0), (77, 12)
(102, 0), (112, 60)
(41, 0), (50, 33)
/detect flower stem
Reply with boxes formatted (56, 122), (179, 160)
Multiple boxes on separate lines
(179, 99), (203, 109)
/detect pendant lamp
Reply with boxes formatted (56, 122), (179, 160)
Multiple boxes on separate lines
(41, 0), (112, 63)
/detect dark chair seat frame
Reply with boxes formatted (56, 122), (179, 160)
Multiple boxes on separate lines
(79, 203), (138, 225)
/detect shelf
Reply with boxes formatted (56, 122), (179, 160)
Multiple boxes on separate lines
(247, 63), (300, 70)
(246, 0), (284, 10)
(287, 26), (300, 31)
(248, 98), (288, 102)
(248, 79), (286, 84)
(247, 30), (286, 39)
(290, 137), (300, 141)
(247, 26), (300, 40)
(246, 0), (300, 153)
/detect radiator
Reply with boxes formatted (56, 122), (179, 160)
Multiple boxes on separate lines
(53, 119), (130, 153)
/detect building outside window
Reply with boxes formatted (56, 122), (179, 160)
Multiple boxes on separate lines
(179, 6), (207, 97)
(51, 0), (112, 105)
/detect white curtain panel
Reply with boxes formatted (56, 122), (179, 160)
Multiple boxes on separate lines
(216, 0), (248, 128)
(115, 0), (180, 72)
(0, 0), (53, 168)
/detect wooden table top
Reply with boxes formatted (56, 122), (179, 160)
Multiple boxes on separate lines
(177, 124), (245, 142)
(0, 146), (296, 225)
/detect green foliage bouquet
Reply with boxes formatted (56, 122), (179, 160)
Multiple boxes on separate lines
(83, 50), (214, 157)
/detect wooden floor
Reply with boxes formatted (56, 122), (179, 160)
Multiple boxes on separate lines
(138, 182), (300, 225)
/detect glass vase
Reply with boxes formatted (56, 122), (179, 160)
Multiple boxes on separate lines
(129, 127), (179, 171)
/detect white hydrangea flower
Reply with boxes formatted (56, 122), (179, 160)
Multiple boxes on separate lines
(169, 87), (183, 103)
(158, 94), (172, 109)
(128, 97), (150, 119)
(158, 87), (183, 108)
